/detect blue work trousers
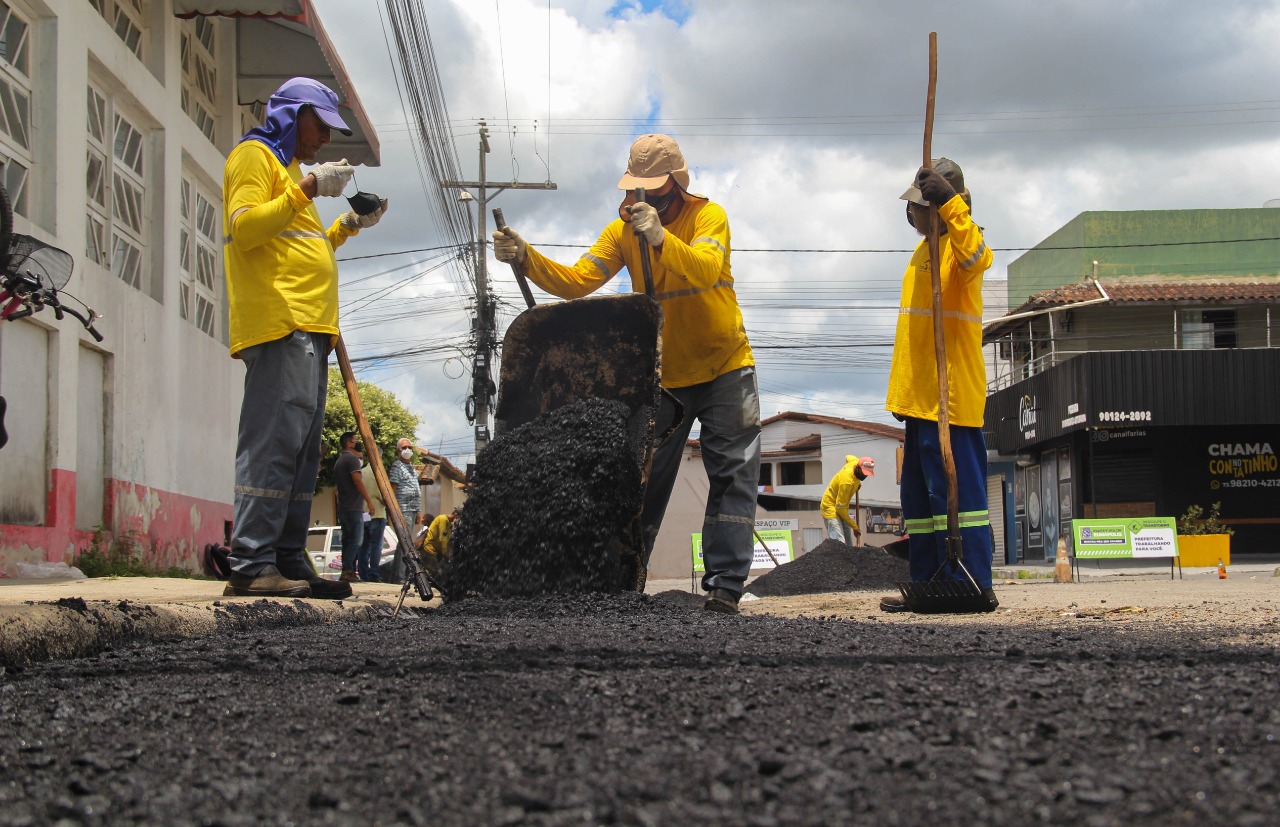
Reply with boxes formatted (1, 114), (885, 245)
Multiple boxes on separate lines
(641, 366), (762, 595)
(229, 331), (328, 576)
(900, 417), (993, 588)
(337, 510), (365, 575)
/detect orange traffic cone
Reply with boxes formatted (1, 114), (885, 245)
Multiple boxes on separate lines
(1054, 534), (1072, 583)
(1217, 558), (1227, 579)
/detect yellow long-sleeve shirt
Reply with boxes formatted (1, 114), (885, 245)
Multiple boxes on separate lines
(885, 195), (993, 427)
(520, 198), (754, 388)
(222, 140), (358, 356)
(422, 513), (452, 559)
(820, 454), (865, 528)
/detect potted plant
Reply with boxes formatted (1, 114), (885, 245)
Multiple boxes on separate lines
(1176, 502), (1234, 567)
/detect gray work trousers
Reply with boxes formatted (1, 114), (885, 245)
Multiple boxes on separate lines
(641, 366), (762, 595)
(229, 330), (329, 575)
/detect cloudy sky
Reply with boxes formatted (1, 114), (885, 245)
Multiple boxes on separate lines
(308, 0), (1280, 463)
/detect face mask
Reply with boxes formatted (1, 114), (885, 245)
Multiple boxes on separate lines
(643, 188), (679, 215)
(400, 449), (413, 461)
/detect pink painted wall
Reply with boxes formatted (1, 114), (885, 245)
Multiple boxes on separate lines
(0, 469), (232, 574)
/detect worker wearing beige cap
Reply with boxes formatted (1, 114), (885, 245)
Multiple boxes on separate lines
(493, 134), (760, 615)
(820, 455), (876, 546)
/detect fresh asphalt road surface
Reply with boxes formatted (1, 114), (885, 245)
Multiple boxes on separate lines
(2, 581), (1278, 826)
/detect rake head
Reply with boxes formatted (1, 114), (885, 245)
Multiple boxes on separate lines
(897, 579), (998, 614)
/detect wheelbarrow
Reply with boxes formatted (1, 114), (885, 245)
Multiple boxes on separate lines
(491, 205), (682, 591)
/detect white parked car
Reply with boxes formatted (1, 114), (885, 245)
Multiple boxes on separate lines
(305, 524), (400, 582)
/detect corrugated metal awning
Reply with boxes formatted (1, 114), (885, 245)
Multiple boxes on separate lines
(175, 0), (380, 166)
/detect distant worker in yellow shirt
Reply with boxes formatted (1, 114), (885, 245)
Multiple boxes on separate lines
(820, 455), (876, 546)
(420, 508), (459, 574)
(493, 134), (760, 615)
(222, 77), (388, 600)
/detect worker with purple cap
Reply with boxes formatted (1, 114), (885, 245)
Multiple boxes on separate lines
(492, 134), (760, 615)
(221, 77), (389, 600)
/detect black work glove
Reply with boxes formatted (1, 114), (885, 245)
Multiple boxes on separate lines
(915, 167), (956, 206)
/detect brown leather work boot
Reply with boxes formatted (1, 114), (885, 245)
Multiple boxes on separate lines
(223, 564), (311, 598)
(703, 588), (741, 615)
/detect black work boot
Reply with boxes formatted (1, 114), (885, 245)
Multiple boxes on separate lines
(703, 588), (741, 615)
(276, 550), (353, 600)
(223, 564), (311, 598)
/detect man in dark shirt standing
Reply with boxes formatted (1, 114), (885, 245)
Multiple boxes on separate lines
(334, 431), (374, 582)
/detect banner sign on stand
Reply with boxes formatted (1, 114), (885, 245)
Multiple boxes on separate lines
(692, 529), (793, 573)
(1071, 517), (1179, 559)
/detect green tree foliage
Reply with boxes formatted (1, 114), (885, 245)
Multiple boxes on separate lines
(319, 367), (420, 490)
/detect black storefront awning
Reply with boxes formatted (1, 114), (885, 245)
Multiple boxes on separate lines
(986, 349), (1280, 455)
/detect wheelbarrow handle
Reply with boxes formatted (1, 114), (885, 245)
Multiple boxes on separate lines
(492, 207), (537, 309)
(633, 188), (656, 298)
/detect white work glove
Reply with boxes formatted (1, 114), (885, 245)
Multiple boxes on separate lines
(492, 228), (527, 264)
(309, 158), (354, 197)
(628, 201), (664, 247)
(340, 198), (389, 231)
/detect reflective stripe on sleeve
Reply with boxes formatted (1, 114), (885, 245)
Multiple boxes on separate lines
(958, 242), (988, 269)
(578, 252), (610, 279)
(655, 278), (734, 302)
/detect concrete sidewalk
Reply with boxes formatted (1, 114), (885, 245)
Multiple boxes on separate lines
(0, 576), (435, 671)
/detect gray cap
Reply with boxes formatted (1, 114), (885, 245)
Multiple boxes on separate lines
(900, 157), (965, 206)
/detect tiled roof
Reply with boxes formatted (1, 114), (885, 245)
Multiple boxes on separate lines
(760, 411), (905, 441)
(985, 276), (1280, 338)
(780, 433), (822, 452)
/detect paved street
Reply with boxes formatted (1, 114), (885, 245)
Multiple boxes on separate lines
(1, 565), (1277, 825)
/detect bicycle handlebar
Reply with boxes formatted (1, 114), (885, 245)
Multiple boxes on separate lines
(58, 302), (104, 342)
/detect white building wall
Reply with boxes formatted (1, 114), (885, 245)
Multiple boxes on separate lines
(1, 2), (245, 568)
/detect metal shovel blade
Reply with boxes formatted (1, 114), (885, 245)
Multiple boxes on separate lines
(897, 579), (997, 614)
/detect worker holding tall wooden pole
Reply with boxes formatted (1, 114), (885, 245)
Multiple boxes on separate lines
(879, 36), (998, 613)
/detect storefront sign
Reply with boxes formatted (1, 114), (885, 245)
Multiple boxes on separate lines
(1072, 517), (1179, 559)
(754, 518), (798, 531)
(692, 529), (793, 573)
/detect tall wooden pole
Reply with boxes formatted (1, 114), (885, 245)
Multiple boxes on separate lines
(923, 32), (963, 561)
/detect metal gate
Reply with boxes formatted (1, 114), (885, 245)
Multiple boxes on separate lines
(987, 475), (1006, 565)
(803, 527), (823, 553)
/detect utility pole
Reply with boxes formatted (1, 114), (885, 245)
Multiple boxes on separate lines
(442, 121), (556, 455)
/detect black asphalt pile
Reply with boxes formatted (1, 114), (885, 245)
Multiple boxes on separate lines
(442, 398), (644, 598)
(746, 539), (909, 596)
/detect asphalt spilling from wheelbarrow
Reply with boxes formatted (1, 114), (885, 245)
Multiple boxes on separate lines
(443, 398), (646, 597)
(3, 590), (1277, 825)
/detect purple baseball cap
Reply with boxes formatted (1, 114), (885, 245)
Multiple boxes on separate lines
(270, 77), (352, 136)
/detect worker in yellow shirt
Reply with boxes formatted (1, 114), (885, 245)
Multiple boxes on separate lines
(493, 135), (760, 615)
(881, 158), (997, 614)
(421, 508), (459, 574)
(221, 77), (388, 600)
(820, 455), (876, 546)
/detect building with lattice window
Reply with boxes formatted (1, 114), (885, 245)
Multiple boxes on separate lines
(0, 1), (379, 570)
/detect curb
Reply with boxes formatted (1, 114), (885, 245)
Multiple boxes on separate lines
(0, 595), (408, 671)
